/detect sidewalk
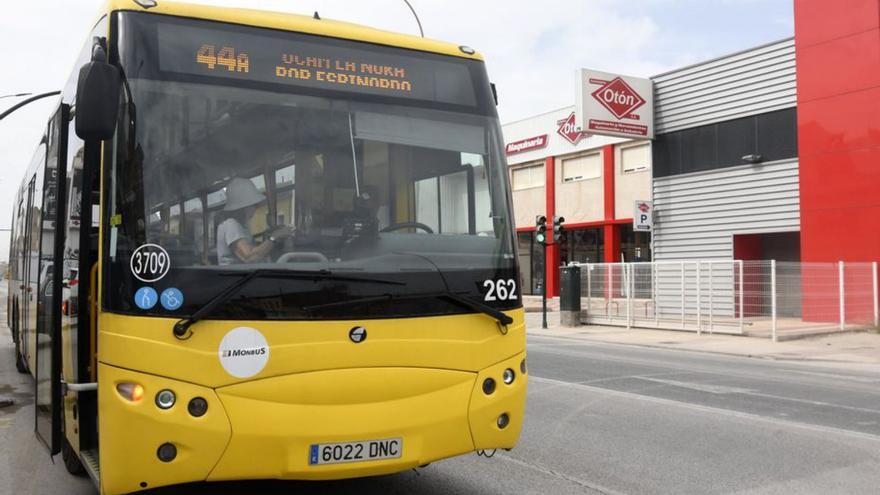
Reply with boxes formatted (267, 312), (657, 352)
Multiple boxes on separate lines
(526, 311), (880, 370)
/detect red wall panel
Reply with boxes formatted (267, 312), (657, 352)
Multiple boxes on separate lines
(795, 0), (880, 322)
(795, 0), (880, 48)
(795, 29), (880, 103)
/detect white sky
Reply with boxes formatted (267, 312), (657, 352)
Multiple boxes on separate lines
(0, 0), (793, 260)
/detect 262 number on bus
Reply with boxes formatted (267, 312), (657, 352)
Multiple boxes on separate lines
(483, 279), (517, 301)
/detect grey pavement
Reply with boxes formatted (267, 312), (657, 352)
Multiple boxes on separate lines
(4, 301), (880, 493)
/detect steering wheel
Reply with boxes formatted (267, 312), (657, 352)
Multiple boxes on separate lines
(380, 222), (435, 234)
(276, 252), (330, 263)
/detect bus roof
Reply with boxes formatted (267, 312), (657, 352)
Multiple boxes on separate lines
(101, 0), (484, 61)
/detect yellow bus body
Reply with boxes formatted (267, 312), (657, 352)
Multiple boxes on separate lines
(45, 2), (529, 493)
(97, 311), (525, 493)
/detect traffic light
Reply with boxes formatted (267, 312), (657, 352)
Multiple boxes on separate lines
(535, 215), (547, 245)
(553, 215), (565, 243)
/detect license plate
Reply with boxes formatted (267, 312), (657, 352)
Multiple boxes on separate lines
(309, 438), (403, 465)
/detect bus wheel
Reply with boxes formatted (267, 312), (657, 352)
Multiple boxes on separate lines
(61, 439), (86, 476)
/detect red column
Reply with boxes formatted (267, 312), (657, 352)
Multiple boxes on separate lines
(545, 156), (560, 297)
(602, 145), (620, 262)
(795, 0), (880, 322)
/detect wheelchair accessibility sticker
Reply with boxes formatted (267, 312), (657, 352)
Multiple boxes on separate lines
(161, 288), (184, 311)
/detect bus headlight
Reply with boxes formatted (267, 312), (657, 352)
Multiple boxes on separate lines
(155, 389), (176, 410)
(502, 368), (515, 385)
(116, 382), (145, 403)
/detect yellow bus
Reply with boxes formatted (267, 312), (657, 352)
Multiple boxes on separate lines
(6, 1), (526, 493)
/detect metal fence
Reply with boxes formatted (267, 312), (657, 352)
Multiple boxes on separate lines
(573, 260), (879, 341)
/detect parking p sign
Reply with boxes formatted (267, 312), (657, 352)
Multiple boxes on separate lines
(634, 201), (653, 232)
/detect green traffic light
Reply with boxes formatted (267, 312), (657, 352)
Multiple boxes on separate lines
(536, 233), (545, 243)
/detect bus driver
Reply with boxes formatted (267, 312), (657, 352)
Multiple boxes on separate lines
(216, 177), (293, 265)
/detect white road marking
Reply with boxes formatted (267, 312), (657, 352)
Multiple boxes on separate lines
(529, 375), (880, 444)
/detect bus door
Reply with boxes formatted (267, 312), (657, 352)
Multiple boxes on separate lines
(20, 176), (37, 368)
(34, 106), (69, 454)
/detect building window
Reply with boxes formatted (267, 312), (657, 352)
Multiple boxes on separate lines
(562, 152), (601, 182)
(561, 228), (604, 265)
(621, 143), (650, 173)
(652, 107), (798, 178)
(517, 231), (544, 295)
(620, 224), (651, 262)
(511, 164), (544, 190)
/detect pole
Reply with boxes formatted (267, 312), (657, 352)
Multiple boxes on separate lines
(651, 262), (660, 327)
(738, 260), (744, 334)
(839, 261), (845, 331)
(771, 259), (777, 342)
(401, 0), (425, 37)
(708, 262), (714, 334)
(542, 243), (548, 329)
(586, 263), (592, 318)
(696, 261), (702, 335)
(680, 261), (685, 328)
(0, 91), (61, 121)
(873, 261), (878, 328)
(627, 264), (633, 329)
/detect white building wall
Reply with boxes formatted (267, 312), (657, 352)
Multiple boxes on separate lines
(653, 38), (797, 133)
(653, 159), (801, 261)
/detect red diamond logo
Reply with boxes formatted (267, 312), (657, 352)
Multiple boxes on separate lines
(591, 77), (646, 120)
(556, 112), (586, 145)
(638, 202), (650, 213)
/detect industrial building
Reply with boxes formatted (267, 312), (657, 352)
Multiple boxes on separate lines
(504, 0), (879, 302)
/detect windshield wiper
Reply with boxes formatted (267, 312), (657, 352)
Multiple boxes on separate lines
(303, 291), (514, 330)
(172, 268), (405, 339)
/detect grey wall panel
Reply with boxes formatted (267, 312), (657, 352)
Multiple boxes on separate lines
(652, 159), (800, 262)
(653, 38), (796, 133)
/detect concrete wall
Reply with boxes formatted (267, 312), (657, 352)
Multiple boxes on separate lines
(614, 142), (652, 220)
(512, 179), (546, 229)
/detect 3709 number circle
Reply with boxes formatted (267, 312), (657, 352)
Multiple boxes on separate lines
(130, 244), (171, 283)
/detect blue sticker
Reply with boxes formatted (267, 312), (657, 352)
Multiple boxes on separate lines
(160, 288), (184, 311)
(134, 287), (158, 310)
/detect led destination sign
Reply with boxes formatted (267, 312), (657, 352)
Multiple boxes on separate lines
(157, 23), (476, 106)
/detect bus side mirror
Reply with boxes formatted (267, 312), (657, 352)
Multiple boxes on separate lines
(75, 58), (121, 140)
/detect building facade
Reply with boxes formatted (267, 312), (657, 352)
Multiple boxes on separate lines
(502, 108), (652, 296)
(505, 0), (880, 301)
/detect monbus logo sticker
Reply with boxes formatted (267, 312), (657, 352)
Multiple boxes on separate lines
(218, 327), (270, 378)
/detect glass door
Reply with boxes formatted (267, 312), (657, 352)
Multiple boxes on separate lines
(34, 105), (68, 454)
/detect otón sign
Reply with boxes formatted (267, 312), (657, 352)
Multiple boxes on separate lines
(575, 68), (654, 139)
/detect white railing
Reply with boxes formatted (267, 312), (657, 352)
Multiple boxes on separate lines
(571, 260), (879, 341)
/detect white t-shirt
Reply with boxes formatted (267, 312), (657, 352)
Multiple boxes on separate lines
(216, 218), (253, 265)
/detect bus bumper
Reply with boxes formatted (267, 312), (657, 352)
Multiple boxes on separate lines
(98, 353), (526, 494)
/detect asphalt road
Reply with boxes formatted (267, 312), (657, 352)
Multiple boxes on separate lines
(3, 315), (880, 493)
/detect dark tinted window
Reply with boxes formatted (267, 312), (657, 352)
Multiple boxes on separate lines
(757, 109), (798, 161)
(653, 108), (797, 178)
(680, 125), (716, 173)
(717, 116), (756, 166)
(651, 132), (680, 177)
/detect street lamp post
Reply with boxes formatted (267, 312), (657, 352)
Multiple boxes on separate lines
(0, 91), (61, 121)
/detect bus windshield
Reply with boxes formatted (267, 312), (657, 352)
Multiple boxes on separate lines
(104, 12), (519, 320)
